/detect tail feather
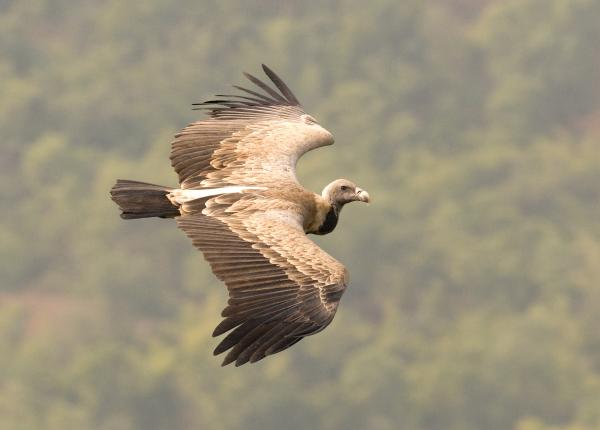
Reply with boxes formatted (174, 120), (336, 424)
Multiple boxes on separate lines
(110, 179), (180, 219)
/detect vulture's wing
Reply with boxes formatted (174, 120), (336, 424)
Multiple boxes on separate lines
(171, 64), (334, 189)
(177, 194), (348, 367)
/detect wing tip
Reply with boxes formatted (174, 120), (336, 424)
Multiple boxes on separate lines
(260, 64), (301, 106)
(261, 63), (272, 75)
(221, 357), (235, 367)
(192, 64), (302, 116)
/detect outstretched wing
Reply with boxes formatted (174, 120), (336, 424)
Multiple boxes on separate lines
(170, 64), (334, 189)
(177, 194), (348, 367)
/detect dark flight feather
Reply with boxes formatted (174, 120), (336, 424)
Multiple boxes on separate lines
(261, 64), (300, 105)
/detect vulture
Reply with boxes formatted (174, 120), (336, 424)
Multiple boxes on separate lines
(110, 65), (370, 366)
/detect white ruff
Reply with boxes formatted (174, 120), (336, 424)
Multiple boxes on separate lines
(168, 186), (267, 205)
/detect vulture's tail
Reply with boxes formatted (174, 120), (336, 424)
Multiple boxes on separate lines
(110, 180), (180, 219)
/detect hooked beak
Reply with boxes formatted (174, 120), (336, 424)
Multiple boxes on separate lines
(355, 187), (371, 203)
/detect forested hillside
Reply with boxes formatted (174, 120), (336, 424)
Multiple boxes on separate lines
(1, 1), (600, 429)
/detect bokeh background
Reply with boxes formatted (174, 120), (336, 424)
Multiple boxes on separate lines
(2, 1), (600, 429)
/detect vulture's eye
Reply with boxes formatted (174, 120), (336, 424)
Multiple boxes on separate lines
(341, 186), (349, 191)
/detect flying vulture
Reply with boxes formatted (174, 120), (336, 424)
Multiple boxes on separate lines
(110, 65), (370, 366)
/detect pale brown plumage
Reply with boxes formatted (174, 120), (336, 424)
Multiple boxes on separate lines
(110, 65), (370, 366)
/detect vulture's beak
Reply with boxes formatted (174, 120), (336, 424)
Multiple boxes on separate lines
(355, 188), (371, 203)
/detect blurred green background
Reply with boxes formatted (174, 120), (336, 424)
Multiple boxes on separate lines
(2, 1), (600, 429)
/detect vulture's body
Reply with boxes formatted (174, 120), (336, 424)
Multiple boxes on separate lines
(111, 65), (370, 366)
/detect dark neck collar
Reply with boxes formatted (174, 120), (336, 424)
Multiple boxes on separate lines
(317, 204), (339, 235)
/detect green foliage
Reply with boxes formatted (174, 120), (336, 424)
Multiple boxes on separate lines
(1, 0), (599, 429)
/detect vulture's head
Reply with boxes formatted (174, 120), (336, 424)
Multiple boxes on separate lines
(322, 179), (370, 207)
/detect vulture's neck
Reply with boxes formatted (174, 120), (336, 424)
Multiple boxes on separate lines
(306, 196), (341, 235)
(317, 204), (339, 235)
